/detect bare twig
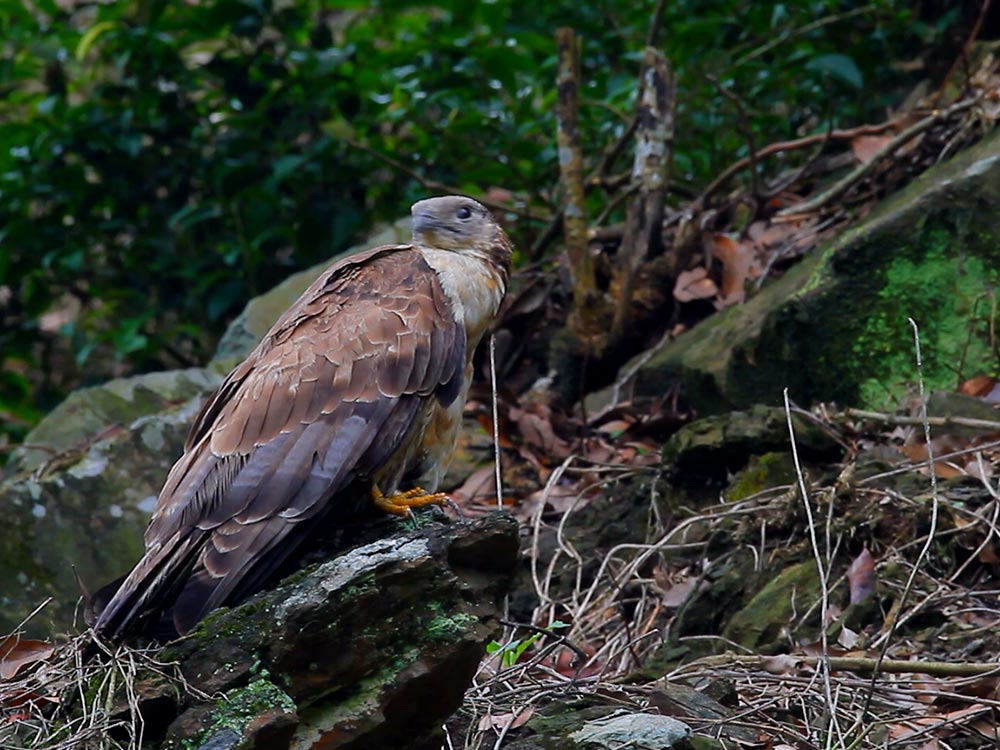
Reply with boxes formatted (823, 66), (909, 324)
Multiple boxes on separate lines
(840, 407), (1000, 432)
(863, 319), (942, 716)
(733, 7), (875, 68)
(683, 653), (1000, 678)
(489, 334), (503, 510)
(709, 75), (761, 200)
(784, 389), (842, 745)
(645, 0), (668, 48)
(934, 0), (991, 105)
(695, 119), (904, 208)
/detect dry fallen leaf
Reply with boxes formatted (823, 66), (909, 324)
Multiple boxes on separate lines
(0, 637), (54, 681)
(847, 548), (876, 604)
(705, 232), (754, 307)
(673, 267), (718, 302)
(760, 654), (801, 674)
(851, 134), (893, 164)
(509, 404), (572, 461)
(450, 465), (498, 507)
(478, 707), (535, 732)
(959, 375), (1000, 399)
(658, 577), (698, 608)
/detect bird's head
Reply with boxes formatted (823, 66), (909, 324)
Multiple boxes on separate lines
(411, 195), (512, 274)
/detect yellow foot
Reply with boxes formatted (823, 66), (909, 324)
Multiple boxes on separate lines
(372, 485), (449, 516)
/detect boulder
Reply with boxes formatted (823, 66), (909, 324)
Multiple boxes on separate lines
(140, 514), (517, 750)
(662, 405), (841, 481)
(630, 129), (1000, 413)
(0, 396), (206, 636)
(8, 368), (220, 475)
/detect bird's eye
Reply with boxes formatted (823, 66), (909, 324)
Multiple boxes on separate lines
(456, 206), (472, 220)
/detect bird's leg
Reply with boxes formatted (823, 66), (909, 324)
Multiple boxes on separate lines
(371, 485), (450, 516)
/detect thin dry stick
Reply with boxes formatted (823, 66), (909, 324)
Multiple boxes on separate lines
(783, 389), (843, 748)
(842, 407), (1000, 432)
(341, 136), (541, 221)
(863, 318), (942, 715)
(709, 75), (761, 199)
(695, 119), (903, 208)
(859, 437), (1000, 485)
(489, 334), (503, 510)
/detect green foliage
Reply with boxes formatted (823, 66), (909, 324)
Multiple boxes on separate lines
(0, 0), (959, 449)
(487, 620), (568, 667)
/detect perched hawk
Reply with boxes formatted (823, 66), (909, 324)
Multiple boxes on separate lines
(91, 196), (511, 640)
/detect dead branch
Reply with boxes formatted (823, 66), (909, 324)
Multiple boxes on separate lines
(695, 119), (906, 209)
(934, 0), (991, 105)
(611, 48), (675, 341)
(776, 99), (978, 217)
(689, 653), (1000, 678)
(840, 407), (1000, 432)
(555, 27), (596, 307)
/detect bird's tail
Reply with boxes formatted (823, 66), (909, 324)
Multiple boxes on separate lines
(88, 531), (206, 642)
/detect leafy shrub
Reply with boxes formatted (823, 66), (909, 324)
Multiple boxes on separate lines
(0, 0), (958, 449)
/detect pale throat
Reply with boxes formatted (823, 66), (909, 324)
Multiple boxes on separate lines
(418, 247), (506, 345)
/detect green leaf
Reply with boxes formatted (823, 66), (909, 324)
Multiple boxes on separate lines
(75, 21), (117, 62)
(806, 53), (863, 89)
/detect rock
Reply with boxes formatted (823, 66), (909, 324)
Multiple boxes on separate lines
(211, 218), (411, 369)
(628, 128), (1000, 413)
(8, 368), (220, 474)
(925, 390), (1000, 436)
(648, 684), (754, 743)
(569, 713), (691, 750)
(663, 405), (841, 481)
(722, 560), (820, 652)
(0, 396), (208, 636)
(156, 513), (519, 750)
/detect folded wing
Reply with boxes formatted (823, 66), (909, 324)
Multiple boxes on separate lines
(92, 246), (465, 638)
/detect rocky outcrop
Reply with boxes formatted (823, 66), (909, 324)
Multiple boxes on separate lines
(8, 368), (220, 475)
(628, 129), (1000, 413)
(153, 514), (516, 750)
(0, 394), (207, 636)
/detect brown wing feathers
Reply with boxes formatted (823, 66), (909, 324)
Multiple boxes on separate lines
(92, 247), (466, 639)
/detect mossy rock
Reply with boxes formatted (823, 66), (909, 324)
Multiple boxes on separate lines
(0, 397), (206, 636)
(633, 129), (1000, 412)
(726, 452), (798, 501)
(158, 514), (519, 750)
(722, 560), (821, 652)
(8, 368), (220, 474)
(663, 405), (840, 481)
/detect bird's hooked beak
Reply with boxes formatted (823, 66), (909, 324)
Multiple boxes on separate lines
(412, 210), (454, 239)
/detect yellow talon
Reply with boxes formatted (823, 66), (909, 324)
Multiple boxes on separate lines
(372, 485), (449, 516)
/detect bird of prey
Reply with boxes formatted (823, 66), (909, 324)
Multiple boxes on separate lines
(91, 195), (512, 640)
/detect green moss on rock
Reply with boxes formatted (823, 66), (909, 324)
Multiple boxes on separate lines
(726, 453), (798, 501)
(185, 678), (295, 749)
(722, 560), (820, 652)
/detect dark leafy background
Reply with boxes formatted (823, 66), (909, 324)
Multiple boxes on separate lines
(0, 0), (968, 450)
